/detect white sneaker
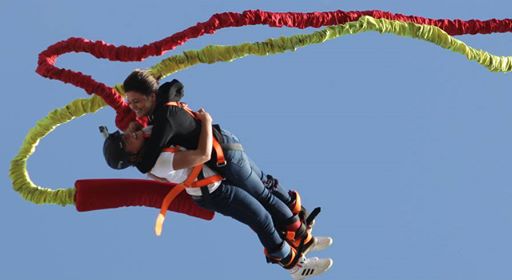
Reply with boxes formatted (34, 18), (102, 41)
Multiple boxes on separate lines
(305, 236), (333, 254)
(289, 255), (333, 280)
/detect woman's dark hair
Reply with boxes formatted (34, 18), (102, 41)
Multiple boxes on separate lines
(123, 69), (159, 96)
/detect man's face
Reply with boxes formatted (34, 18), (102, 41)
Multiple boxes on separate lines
(122, 130), (145, 154)
(126, 91), (156, 117)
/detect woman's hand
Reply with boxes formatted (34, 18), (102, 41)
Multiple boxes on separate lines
(196, 108), (212, 125)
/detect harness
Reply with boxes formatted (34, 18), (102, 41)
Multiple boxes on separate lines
(154, 101), (228, 236)
(155, 146), (223, 236)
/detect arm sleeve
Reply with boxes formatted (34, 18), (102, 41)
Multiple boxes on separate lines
(136, 109), (177, 173)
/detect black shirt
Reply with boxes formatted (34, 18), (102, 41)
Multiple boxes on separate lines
(135, 98), (223, 174)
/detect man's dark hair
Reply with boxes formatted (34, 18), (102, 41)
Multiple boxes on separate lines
(123, 69), (159, 96)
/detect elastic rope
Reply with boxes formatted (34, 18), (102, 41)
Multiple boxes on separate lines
(10, 15), (512, 206)
(35, 9), (512, 130)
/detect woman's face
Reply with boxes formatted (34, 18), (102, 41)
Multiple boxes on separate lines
(122, 130), (145, 154)
(126, 91), (156, 117)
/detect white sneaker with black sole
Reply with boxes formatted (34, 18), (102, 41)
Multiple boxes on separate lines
(289, 255), (333, 280)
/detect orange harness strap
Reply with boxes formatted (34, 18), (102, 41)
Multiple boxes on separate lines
(161, 147), (223, 187)
(162, 147), (179, 153)
(166, 102), (226, 166)
(155, 147), (223, 236)
(192, 175), (223, 187)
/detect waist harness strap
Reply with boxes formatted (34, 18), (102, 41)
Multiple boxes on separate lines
(155, 147), (223, 236)
(221, 143), (243, 151)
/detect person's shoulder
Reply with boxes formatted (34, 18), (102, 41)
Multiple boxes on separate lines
(152, 103), (180, 120)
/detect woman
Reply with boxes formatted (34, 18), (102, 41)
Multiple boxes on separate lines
(109, 69), (316, 251)
(102, 108), (333, 279)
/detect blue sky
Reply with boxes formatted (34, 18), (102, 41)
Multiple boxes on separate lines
(2, 1), (512, 279)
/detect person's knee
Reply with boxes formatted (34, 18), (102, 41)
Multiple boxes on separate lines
(254, 210), (275, 232)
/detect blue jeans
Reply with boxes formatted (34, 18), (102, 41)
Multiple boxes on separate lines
(200, 129), (300, 258)
(193, 183), (290, 258)
(215, 129), (295, 227)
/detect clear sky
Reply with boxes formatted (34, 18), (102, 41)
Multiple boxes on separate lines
(2, 1), (512, 279)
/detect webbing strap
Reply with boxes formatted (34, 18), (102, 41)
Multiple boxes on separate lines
(162, 147), (179, 153)
(192, 175), (223, 187)
(155, 147), (224, 236)
(155, 164), (203, 236)
(221, 143), (243, 151)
